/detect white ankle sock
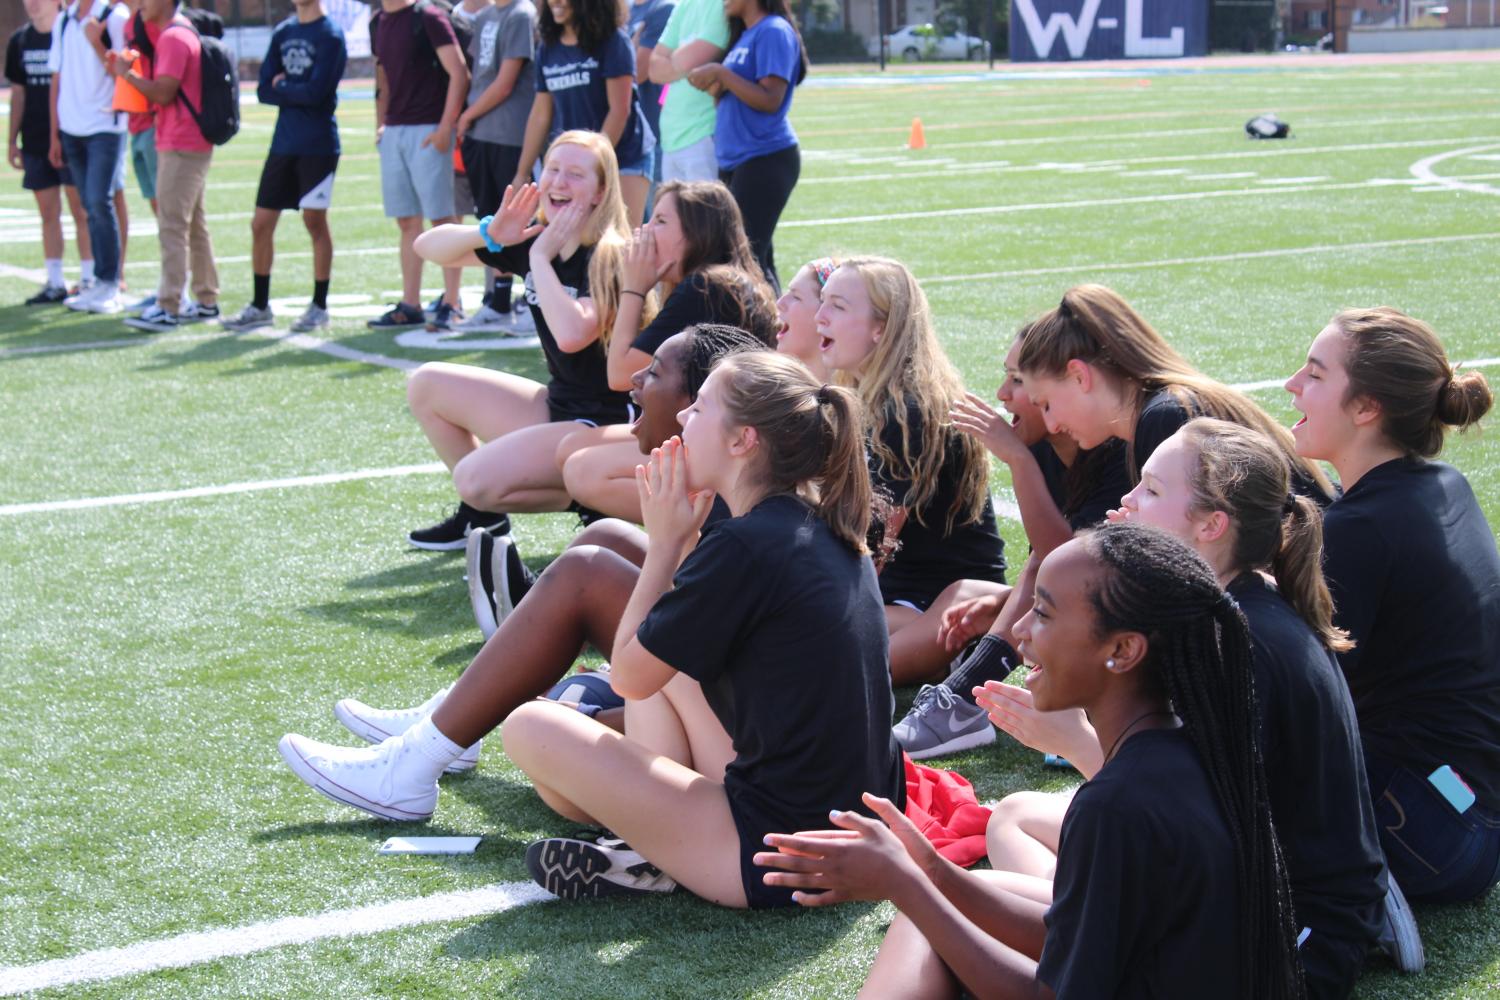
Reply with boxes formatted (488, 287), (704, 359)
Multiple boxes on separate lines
(80, 259), (95, 283)
(405, 716), (465, 780)
(45, 259), (64, 287)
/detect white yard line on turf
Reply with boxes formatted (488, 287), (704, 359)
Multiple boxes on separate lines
(0, 882), (552, 996)
(0, 463), (445, 517)
(250, 328), (420, 371)
(0, 332), (222, 358)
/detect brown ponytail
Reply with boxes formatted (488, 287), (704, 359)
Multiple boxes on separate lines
(1180, 418), (1352, 653)
(716, 352), (873, 553)
(1335, 307), (1492, 458)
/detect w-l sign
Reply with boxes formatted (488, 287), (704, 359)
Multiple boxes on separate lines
(1010, 0), (1206, 61)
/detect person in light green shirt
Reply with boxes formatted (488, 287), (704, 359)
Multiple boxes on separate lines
(648, 0), (726, 180)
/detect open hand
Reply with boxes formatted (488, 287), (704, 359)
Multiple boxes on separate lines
(755, 794), (931, 907)
(532, 199), (589, 260)
(622, 226), (669, 295)
(488, 182), (544, 247)
(951, 391), (1027, 464)
(975, 681), (1100, 772)
(636, 436), (714, 555)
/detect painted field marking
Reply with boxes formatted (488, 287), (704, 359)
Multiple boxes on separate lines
(1409, 143), (1500, 196)
(0, 881), (552, 996)
(0, 463), (445, 517)
(0, 332), (221, 359)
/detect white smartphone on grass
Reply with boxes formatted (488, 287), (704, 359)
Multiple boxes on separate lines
(377, 836), (481, 855)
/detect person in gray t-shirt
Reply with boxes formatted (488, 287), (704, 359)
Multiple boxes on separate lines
(456, 0), (538, 330)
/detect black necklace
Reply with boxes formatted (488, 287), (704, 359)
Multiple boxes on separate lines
(1102, 710), (1175, 765)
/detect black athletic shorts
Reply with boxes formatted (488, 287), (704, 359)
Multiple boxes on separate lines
(22, 152), (73, 191)
(460, 137), (522, 219)
(255, 153), (339, 211)
(547, 397), (636, 428)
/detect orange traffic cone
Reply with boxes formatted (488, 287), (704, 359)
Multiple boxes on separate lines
(908, 117), (927, 150)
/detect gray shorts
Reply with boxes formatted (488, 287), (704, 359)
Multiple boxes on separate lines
(661, 135), (718, 183)
(379, 123), (457, 220)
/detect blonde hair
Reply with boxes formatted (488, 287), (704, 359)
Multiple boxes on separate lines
(1333, 307), (1492, 458)
(1179, 418), (1352, 653)
(833, 256), (988, 531)
(716, 352), (872, 553)
(1018, 284), (1333, 497)
(539, 131), (650, 345)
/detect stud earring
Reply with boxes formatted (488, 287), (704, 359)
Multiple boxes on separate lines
(1105, 658), (1117, 671)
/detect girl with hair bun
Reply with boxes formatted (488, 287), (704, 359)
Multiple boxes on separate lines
(503, 350), (904, 907)
(1286, 307), (1500, 904)
(758, 522), (1305, 999)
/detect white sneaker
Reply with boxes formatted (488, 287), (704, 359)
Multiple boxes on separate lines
(508, 300), (536, 333)
(453, 304), (513, 334)
(291, 304), (330, 333)
(84, 283), (123, 315)
(64, 280), (102, 311)
(277, 732), (439, 821)
(333, 686), (481, 774)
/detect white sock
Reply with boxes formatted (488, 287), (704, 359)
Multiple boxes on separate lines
(45, 259), (64, 287)
(404, 716), (465, 782)
(80, 259), (95, 283)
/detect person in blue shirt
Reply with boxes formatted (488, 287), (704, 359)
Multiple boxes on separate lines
(684, 0), (807, 291)
(222, 0), (347, 334)
(515, 0), (657, 225)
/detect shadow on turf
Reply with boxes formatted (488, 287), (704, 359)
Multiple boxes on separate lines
(0, 303), (154, 355)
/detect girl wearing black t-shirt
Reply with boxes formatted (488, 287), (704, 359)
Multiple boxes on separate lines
(556, 180), (779, 522)
(1286, 307), (1500, 904)
(277, 326), (767, 820)
(1017, 284), (1333, 500)
(759, 523), (1304, 999)
(503, 351), (904, 906)
(404, 131), (634, 550)
(816, 256), (1007, 686)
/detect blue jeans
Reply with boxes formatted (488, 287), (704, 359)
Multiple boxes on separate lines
(1367, 752), (1500, 902)
(60, 131), (124, 283)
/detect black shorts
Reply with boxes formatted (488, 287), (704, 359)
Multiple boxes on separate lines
(460, 137), (522, 219)
(22, 151), (73, 191)
(255, 153), (339, 211)
(546, 396), (636, 427)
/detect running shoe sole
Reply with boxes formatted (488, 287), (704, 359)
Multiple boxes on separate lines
(526, 838), (652, 900)
(467, 530), (500, 639)
(407, 533), (470, 552)
(1382, 875), (1426, 973)
(902, 724), (997, 761)
(276, 735), (434, 822)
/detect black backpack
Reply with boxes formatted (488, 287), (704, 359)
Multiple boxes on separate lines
(1245, 113), (1290, 140)
(370, 0), (474, 73)
(131, 11), (240, 146)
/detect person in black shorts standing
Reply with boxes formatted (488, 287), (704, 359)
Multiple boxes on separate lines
(7, 0), (93, 305)
(221, 0), (347, 333)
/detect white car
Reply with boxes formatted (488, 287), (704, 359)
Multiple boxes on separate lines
(869, 24), (991, 61)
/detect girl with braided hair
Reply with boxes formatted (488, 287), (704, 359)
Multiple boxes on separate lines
(1286, 308), (1500, 904)
(275, 325), (769, 823)
(984, 418), (1391, 996)
(757, 522), (1304, 999)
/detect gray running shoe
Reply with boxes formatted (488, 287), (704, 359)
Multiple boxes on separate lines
(291, 304), (330, 333)
(221, 304), (275, 332)
(892, 683), (996, 760)
(1376, 874), (1425, 973)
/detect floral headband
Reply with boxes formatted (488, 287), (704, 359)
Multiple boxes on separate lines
(810, 258), (839, 287)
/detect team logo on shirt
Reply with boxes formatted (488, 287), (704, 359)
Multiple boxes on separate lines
(477, 22), (500, 70)
(542, 57), (600, 92)
(282, 39), (315, 77)
(523, 273), (580, 304)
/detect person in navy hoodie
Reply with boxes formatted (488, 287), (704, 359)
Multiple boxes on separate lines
(684, 0), (807, 290)
(222, 0), (347, 334)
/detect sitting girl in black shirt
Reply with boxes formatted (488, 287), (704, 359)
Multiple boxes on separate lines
(403, 130), (635, 550)
(558, 180), (779, 522)
(815, 256), (1007, 686)
(275, 326), (767, 823)
(758, 523), (1304, 999)
(1286, 307), (1499, 904)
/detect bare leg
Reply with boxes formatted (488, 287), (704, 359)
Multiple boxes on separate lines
(114, 187), (129, 280)
(985, 790), (1072, 878)
(34, 187), (64, 263)
(425, 214), (461, 307)
(303, 208), (333, 282)
(406, 362), (550, 469)
(567, 519), (648, 567)
(503, 699), (749, 907)
(429, 543), (640, 746)
(561, 436), (649, 523)
(889, 581), (1011, 687)
(250, 207), (280, 276)
(397, 215), (425, 306)
(451, 420), (583, 513)
(620, 175), (650, 227)
(623, 673), (734, 777)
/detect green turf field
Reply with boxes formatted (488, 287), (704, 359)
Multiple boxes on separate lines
(2, 54), (1499, 998)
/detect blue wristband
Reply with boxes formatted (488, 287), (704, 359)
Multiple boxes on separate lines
(477, 216), (504, 254)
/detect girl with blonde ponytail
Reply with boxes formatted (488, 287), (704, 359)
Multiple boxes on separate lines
(1286, 307), (1500, 905)
(502, 350), (904, 908)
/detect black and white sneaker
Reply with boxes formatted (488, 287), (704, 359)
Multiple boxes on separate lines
(466, 529), (537, 637)
(407, 503), (511, 551)
(1376, 874), (1425, 973)
(525, 831), (678, 900)
(25, 284), (68, 306)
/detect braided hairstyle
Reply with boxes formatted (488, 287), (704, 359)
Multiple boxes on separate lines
(679, 324), (770, 401)
(1081, 522), (1304, 999)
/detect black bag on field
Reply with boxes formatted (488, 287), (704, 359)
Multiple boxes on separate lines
(1245, 113), (1290, 140)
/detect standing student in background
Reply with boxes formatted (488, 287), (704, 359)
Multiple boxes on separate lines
(7, 0), (93, 306)
(451, 0), (537, 336)
(515, 0), (657, 226)
(367, 0), (469, 331)
(48, 0), (129, 315)
(648, 0), (726, 182)
(221, 0), (347, 334)
(684, 0), (807, 290)
(629, 0), (674, 184)
(1286, 307), (1500, 905)
(117, 0), (160, 316)
(112, 0), (220, 332)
